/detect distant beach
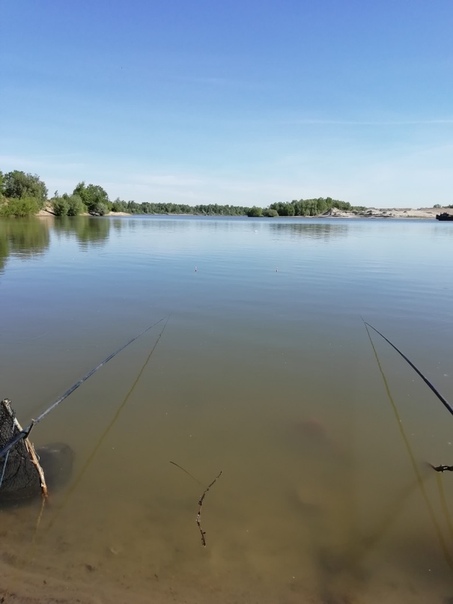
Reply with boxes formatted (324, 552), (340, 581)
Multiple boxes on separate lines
(36, 206), (452, 220)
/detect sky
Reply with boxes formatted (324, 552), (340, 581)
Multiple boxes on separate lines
(1, 0), (452, 208)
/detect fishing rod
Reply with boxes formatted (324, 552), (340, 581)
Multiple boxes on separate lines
(0, 316), (168, 460)
(363, 320), (453, 472)
(360, 320), (453, 569)
(43, 314), (171, 532)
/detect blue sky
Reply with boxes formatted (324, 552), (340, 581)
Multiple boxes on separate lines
(1, 0), (452, 208)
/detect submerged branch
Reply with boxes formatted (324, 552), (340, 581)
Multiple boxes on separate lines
(196, 471), (223, 547)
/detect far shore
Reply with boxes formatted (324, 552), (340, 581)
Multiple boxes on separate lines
(324, 206), (449, 219)
(36, 206), (452, 220)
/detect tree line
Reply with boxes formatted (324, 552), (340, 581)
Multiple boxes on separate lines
(1, 169), (363, 218)
(0, 170), (48, 217)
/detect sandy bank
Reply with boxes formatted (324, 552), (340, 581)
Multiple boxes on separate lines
(36, 209), (130, 217)
(34, 207), (453, 220)
(327, 207), (451, 219)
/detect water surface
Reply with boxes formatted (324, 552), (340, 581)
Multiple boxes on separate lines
(1, 215), (453, 603)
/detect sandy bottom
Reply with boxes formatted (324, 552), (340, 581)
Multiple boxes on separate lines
(2, 560), (452, 604)
(2, 490), (453, 604)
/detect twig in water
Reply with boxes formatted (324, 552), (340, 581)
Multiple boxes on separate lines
(196, 471), (222, 547)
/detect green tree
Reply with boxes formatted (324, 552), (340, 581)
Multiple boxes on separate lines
(90, 201), (109, 216)
(111, 197), (129, 213)
(316, 198), (328, 214)
(270, 202), (293, 216)
(3, 171), (47, 206)
(246, 206), (263, 217)
(51, 192), (85, 217)
(127, 200), (140, 213)
(73, 182), (111, 214)
(67, 194), (84, 216)
(52, 196), (69, 216)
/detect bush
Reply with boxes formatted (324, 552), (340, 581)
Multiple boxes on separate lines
(263, 208), (279, 217)
(0, 196), (41, 217)
(67, 194), (85, 216)
(89, 202), (109, 216)
(111, 198), (128, 212)
(51, 193), (86, 216)
(246, 206), (263, 217)
(52, 197), (69, 216)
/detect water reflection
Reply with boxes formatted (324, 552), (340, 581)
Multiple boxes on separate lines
(269, 221), (349, 240)
(0, 216), (114, 273)
(0, 224), (8, 272)
(53, 216), (110, 248)
(0, 217), (50, 272)
(104, 215), (352, 244)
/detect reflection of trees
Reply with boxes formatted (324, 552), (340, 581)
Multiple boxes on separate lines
(0, 216), (111, 273)
(0, 222), (8, 272)
(53, 216), (110, 248)
(8, 218), (50, 257)
(111, 218), (124, 233)
(0, 217), (50, 272)
(270, 221), (349, 240)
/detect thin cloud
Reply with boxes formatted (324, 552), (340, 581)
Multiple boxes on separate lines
(284, 118), (453, 126)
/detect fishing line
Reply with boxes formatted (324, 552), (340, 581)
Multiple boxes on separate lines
(0, 317), (167, 460)
(363, 321), (453, 570)
(43, 314), (171, 532)
(170, 461), (204, 486)
(1, 315), (170, 602)
(340, 324), (428, 566)
(363, 321), (453, 417)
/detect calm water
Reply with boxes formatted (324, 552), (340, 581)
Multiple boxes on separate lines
(1, 215), (453, 603)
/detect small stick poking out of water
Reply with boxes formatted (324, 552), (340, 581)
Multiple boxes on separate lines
(170, 462), (223, 546)
(196, 471), (223, 547)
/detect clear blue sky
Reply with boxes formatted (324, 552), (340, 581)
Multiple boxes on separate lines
(1, 0), (452, 208)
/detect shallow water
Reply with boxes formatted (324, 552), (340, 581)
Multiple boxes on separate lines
(1, 215), (453, 603)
